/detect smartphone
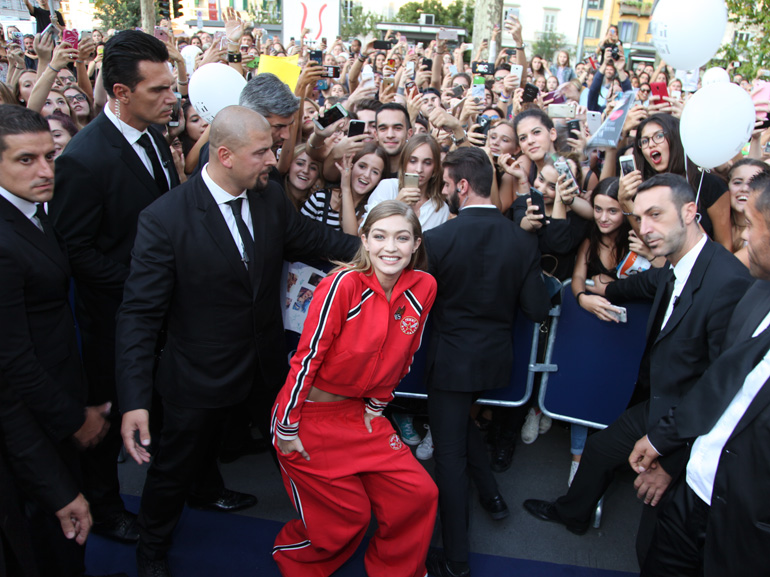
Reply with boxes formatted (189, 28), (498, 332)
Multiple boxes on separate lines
(474, 115), (493, 137)
(348, 119), (366, 137)
(309, 50), (323, 65)
(322, 65), (341, 78)
(619, 154), (636, 177)
(505, 49), (517, 57)
(544, 90), (566, 104)
(404, 173), (419, 188)
(373, 40), (393, 50)
(97, 45), (104, 56)
(314, 103), (348, 129)
(530, 188), (547, 223)
(608, 306), (628, 323)
(471, 78), (485, 102)
(650, 81), (668, 102)
(153, 26), (169, 44)
(62, 28), (80, 49)
(506, 7), (520, 20)
(670, 89), (682, 100)
(168, 91), (181, 127)
(213, 31), (226, 50)
(472, 61), (493, 75)
(586, 110), (602, 134)
(381, 77), (395, 90)
(566, 119), (581, 137)
(422, 58), (433, 70)
(509, 64), (523, 81)
(437, 29), (459, 41)
(10, 31), (23, 46)
(316, 79), (330, 91)
(752, 82), (770, 127)
(522, 83), (539, 103)
(386, 58), (396, 68)
(449, 64), (458, 76)
(450, 84), (464, 98)
(554, 160), (578, 190)
(406, 60), (415, 77)
(361, 67), (375, 90)
(547, 103), (576, 118)
(245, 56), (260, 69)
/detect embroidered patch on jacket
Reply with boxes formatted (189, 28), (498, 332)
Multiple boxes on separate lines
(394, 305), (406, 320)
(400, 316), (419, 335)
(389, 433), (403, 450)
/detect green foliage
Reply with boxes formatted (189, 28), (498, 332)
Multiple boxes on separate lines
(708, 0), (770, 79)
(94, 0), (156, 31)
(394, 0), (474, 38)
(341, 5), (383, 39)
(531, 31), (567, 61)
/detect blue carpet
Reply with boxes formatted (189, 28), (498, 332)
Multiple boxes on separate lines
(85, 495), (636, 576)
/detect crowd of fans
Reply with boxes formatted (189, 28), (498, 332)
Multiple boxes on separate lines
(1, 5), (770, 577)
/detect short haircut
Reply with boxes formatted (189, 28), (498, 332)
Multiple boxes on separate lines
(414, 115), (429, 131)
(749, 172), (770, 221)
(636, 173), (695, 211)
(375, 102), (411, 130)
(442, 147), (493, 199)
(102, 30), (169, 98)
(353, 98), (382, 114)
(0, 104), (50, 159)
(452, 72), (471, 86)
(239, 73), (300, 117)
(495, 63), (511, 74)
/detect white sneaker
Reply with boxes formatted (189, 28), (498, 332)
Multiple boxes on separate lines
(416, 425), (434, 460)
(392, 413), (422, 446)
(568, 460), (580, 487)
(521, 408), (541, 445)
(539, 414), (552, 435)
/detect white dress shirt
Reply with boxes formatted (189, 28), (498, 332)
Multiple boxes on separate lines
(0, 185), (42, 230)
(363, 178), (450, 232)
(686, 312), (770, 505)
(103, 103), (170, 187)
(661, 233), (707, 329)
(201, 164), (252, 266)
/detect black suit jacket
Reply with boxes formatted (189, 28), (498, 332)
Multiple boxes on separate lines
(646, 281), (770, 577)
(116, 173), (359, 412)
(423, 207), (550, 392)
(0, 196), (87, 442)
(605, 239), (752, 427)
(49, 113), (179, 402)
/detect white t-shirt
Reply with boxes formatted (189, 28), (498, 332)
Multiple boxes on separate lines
(362, 178), (450, 232)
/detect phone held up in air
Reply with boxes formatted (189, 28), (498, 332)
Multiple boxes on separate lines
(347, 119), (366, 138)
(314, 103), (348, 130)
(522, 83), (539, 103)
(619, 155), (636, 177)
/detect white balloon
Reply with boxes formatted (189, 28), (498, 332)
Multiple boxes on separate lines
(680, 82), (755, 169)
(702, 67), (729, 86)
(188, 64), (247, 123)
(180, 45), (202, 77)
(650, 0), (727, 71)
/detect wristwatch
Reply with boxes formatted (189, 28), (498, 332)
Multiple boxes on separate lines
(451, 131), (467, 146)
(227, 52), (242, 63)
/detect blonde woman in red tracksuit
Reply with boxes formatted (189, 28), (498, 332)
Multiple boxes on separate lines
(271, 199), (438, 577)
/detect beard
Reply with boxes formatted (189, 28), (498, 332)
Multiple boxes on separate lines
(447, 189), (462, 215)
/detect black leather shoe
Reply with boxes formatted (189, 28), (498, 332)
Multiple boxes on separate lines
(187, 488), (257, 512)
(137, 553), (171, 577)
(426, 550), (470, 577)
(490, 440), (515, 472)
(92, 510), (139, 543)
(522, 499), (588, 535)
(480, 493), (509, 520)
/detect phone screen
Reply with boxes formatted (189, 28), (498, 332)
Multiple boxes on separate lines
(348, 120), (366, 137)
(316, 103), (347, 128)
(530, 188), (547, 223)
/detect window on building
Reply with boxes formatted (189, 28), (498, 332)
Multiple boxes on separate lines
(543, 10), (557, 33)
(585, 18), (602, 39)
(733, 31), (751, 44)
(618, 20), (638, 44)
(587, 0), (604, 9)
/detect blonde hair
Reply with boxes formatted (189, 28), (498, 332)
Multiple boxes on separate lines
(334, 200), (427, 274)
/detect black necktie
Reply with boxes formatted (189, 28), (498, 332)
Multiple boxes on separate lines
(34, 203), (56, 238)
(227, 198), (255, 274)
(137, 133), (169, 194)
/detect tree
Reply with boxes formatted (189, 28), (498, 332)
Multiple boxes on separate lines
(95, 0), (156, 31)
(340, 5), (383, 39)
(707, 0), (770, 79)
(394, 0), (473, 33)
(471, 0), (501, 53)
(531, 31), (567, 61)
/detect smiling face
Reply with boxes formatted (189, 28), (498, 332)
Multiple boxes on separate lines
(0, 131), (56, 204)
(593, 194), (624, 235)
(517, 116), (557, 163)
(533, 165), (559, 204)
(361, 214), (421, 287)
(730, 165), (764, 215)
(351, 153), (385, 197)
(639, 122), (669, 173)
(288, 151), (320, 192)
(487, 123), (517, 157)
(48, 118), (72, 158)
(376, 109), (411, 158)
(404, 143), (435, 189)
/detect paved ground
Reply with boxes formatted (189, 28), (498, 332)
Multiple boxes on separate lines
(118, 416), (643, 574)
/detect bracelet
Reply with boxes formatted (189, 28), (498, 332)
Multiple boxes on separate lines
(511, 44), (527, 50)
(227, 52), (242, 63)
(498, 95), (511, 102)
(575, 291), (587, 303)
(47, 63), (61, 73)
(563, 197), (574, 206)
(358, 56), (366, 63)
(450, 131), (467, 145)
(177, 79), (188, 86)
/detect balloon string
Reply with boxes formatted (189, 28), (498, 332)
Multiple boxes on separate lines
(684, 152), (705, 224)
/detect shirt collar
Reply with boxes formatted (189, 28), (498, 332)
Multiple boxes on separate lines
(202, 164), (247, 205)
(461, 204), (497, 210)
(672, 233), (707, 282)
(103, 102), (149, 146)
(0, 184), (37, 220)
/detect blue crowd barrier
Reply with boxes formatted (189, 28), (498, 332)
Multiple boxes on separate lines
(538, 280), (651, 429)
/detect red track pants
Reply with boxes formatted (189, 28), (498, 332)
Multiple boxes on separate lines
(273, 399), (437, 577)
